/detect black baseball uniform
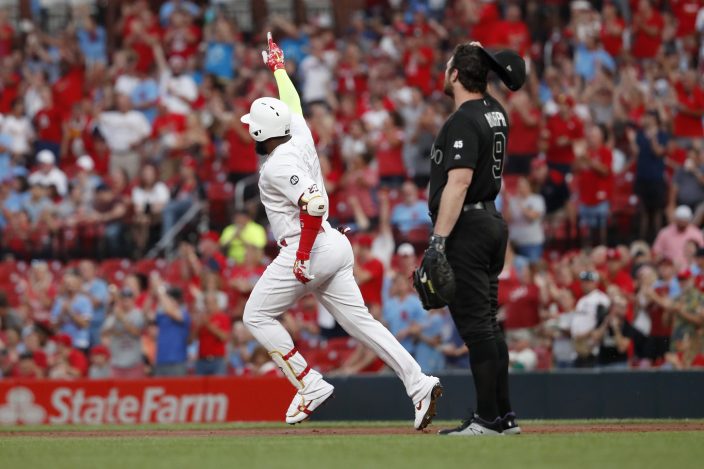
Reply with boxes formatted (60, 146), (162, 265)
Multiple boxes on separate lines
(428, 94), (509, 347)
(428, 93), (512, 423)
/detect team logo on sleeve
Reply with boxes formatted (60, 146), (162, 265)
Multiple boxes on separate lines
(290, 175), (299, 185)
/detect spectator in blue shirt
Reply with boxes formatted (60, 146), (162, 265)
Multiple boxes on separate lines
(151, 276), (191, 376)
(2, 173), (29, 214)
(131, 69), (160, 124)
(0, 132), (13, 181)
(76, 15), (107, 66)
(383, 274), (426, 355)
(79, 260), (110, 347)
(655, 258), (681, 299)
(203, 17), (236, 81)
(391, 181), (432, 235)
(414, 308), (446, 373)
(574, 36), (615, 82)
(159, 0), (200, 25)
(51, 271), (94, 351)
(22, 182), (52, 224)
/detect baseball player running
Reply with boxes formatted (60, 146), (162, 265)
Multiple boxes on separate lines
(241, 33), (442, 429)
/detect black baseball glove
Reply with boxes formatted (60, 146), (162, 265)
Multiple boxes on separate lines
(413, 235), (456, 310)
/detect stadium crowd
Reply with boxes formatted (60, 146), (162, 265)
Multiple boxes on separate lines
(1, 0), (704, 379)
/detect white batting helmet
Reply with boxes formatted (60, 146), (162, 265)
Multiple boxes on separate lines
(240, 97), (292, 142)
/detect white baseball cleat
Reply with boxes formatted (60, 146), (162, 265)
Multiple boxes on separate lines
(285, 380), (335, 425)
(414, 376), (443, 430)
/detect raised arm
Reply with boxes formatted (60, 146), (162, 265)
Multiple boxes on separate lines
(263, 32), (303, 116)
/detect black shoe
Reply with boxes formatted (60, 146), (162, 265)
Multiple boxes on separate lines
(501, 411), (522, 435)
(438, 413), (503, 436)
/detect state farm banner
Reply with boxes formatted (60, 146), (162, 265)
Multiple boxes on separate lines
(0, 376), (293, 426)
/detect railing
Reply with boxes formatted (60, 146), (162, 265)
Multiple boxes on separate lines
(233, 173), (260, 212)
(146, 200), (204, 259)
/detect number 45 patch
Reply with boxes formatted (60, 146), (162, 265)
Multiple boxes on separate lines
(453, 140), (463, 149)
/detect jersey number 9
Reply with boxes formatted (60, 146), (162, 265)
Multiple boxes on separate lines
(492, 132), (506, 179)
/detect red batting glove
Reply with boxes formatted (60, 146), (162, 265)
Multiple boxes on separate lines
(262, 31), (285, 72)
(293, 257), (315, 284)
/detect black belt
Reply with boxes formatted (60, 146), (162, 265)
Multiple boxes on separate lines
(462, 200), (496, 212)
(429, 200), (496, 222)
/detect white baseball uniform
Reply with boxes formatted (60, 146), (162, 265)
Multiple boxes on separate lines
(243, 113), (430, 403)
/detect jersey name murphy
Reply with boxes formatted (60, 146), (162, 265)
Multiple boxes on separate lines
(484, 111), (507, 128)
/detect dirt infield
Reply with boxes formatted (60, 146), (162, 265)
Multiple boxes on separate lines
(3, 422), (704, 438)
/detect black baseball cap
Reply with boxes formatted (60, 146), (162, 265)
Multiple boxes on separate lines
(478, 48), (526, 91)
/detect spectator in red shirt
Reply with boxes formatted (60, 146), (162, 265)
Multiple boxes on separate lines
(223, 99), (258, 186)
(0, 10), (13, 59)
(403, 35), (435, 96)
(0, 62), (19, 114)
(11, 352), (44, 379)
(471, 0), (502, 47)
(604, 248), (636, 298)
(194, 293), (230, 376)
(672, 69), (704, 143)
(163, 9), (201, 61)
(32, 89), (63, 164)
(49, 332), (88, 378)
(631, 0), (664, 60)
(503, 265), (549, 339)
(600, 2), (626, 57)
(374, 114), (406, 188)
(671, 0), (702, 38)
(575, 124), (613, 246)
(353, 234), (385, 319)
(506, 90), (541, 175)
(52, 63), (85, 120)
(336, 44), (368, 96)
(544, 94), (585, 173)
(491, 3), (531, 56)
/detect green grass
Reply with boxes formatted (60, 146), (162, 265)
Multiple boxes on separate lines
(1, 422), (703, 469)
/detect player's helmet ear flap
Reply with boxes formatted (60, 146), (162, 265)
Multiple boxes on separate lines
(240, 97), (292, 142)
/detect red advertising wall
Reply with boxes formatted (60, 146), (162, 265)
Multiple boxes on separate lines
(0, 376), (293, 426)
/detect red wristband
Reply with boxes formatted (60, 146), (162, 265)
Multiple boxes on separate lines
(297, 210), (323, 260)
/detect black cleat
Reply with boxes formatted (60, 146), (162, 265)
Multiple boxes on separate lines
(438, 413), (503, 436)
(501, 411), (522, 435)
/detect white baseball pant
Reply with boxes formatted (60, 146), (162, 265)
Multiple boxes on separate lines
(243, 228), (428, 402)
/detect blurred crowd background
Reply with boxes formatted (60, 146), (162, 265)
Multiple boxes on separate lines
(1, 0), (704, 380)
